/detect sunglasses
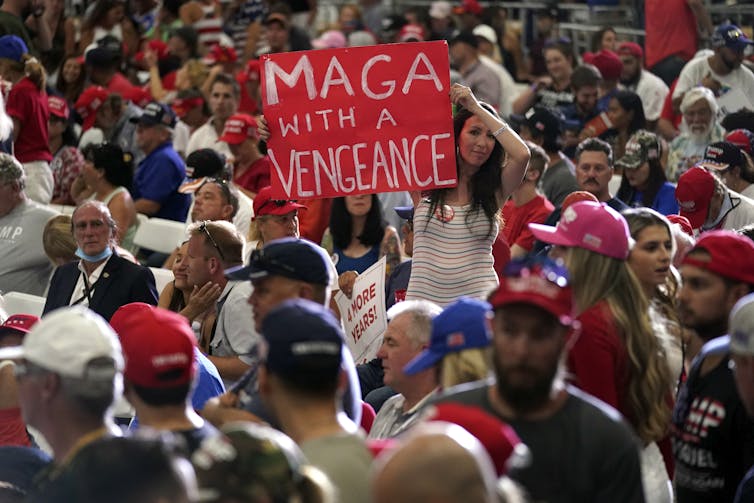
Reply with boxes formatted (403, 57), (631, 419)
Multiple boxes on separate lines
(199, 221), (225, 261)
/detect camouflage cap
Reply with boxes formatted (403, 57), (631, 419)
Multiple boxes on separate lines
(192, 422), (306, 502)
(0, 153), (24, 184)
(616, 129), (661, 170)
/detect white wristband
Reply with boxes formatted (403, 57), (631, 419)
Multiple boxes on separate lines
(493, 124), (509, 138)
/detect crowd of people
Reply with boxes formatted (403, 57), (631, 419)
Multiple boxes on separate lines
(1, 0), (754, 501)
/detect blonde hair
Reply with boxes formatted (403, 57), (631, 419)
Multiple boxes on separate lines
(184, 59), (209, 89)
(566, 247), (672, 444)
(43, 214), (77, 264)
(1, 54), (46, 89)
(440, 348), (492, 388)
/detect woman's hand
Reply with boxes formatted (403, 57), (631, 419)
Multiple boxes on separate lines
(183, 282), (222, 321)
(450, 83), (481, 112)
(338, 270), (358, 298)
(256, 115), (269, 142)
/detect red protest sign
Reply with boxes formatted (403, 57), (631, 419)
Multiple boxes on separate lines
(261, 41), (457, 199)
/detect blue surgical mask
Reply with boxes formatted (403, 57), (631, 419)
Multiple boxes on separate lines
(75, 246), (113, 263)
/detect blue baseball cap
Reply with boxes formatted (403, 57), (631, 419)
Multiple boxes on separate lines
(404, 297), (492, 375)
(0, 35), (28, 62)
(394, 206), (414, 221)
(130, 101), (177, 128)
(712, 24), (754, 52)
(225, 238), (333, 286)
(261, 299), (343, 379)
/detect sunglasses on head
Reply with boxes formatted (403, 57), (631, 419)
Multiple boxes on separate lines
(198, 221), (225, 261)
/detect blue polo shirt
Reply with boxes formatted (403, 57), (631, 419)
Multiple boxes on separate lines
(133, 141), (190, 222)
(628, 182), (680, 216)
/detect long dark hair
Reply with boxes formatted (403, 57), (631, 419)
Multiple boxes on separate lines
(82, 142), (134, 191)
(616, 158), (669, 209)
(612, 90), (646, 134)
(427, 102), (504, 236)
(329, 195), (385, 250)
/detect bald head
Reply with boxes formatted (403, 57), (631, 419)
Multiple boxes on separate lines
(372, 423), (497, 503)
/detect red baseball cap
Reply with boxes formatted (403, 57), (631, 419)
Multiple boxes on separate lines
(253, 186), (306, 218)
(454, 0), (483, 15)
(675, 167), (716, 230)
(75, 86), (110, 131)
(428, 403), (528, 476)
(725, 129), (754, 156)
(398, 24), (426, 42)
(666, 214), (694, 237)
(134, 39), (169, 64)
(583, 50), (623, 81)
(203, 43), (238, 66)
(110, 303), (197, 389)
(218, 113), (258, 144)
(48, 95), (69, 120)
(244, 59), (261, 82)
(0, 314), (40, 337)
(489, 259), (575, 326)
(682, 230), (754, 285)
(617, 41), (643, 60)
(172, 96), (204, 118)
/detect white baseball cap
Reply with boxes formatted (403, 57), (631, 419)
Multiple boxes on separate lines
(429, 1), (452, 19)
(473, 24), (498, 45)
(0, 306), (123, 379)
(730, 293), (754, 356)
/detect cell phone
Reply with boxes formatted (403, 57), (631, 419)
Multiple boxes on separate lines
(228, 364), (257, 394)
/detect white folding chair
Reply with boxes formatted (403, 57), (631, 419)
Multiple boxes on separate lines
(149, 267), (174, 294)
(0, 291), (46, 317)
(133, 217), (187, 254)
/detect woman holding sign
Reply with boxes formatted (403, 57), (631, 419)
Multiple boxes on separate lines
(405, 84), (530, 306)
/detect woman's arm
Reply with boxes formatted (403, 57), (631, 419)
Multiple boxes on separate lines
(108, 190), (135, 245)
(450, 83), (530, 204)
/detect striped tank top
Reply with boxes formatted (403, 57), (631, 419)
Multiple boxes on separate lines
(195, 3), (224, 51)
(406, 199), (499, 307)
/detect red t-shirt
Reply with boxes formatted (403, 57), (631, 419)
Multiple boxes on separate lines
(492, 230), (511, 282)
(298, 197), (332, 244)
(502, 194), (555, 251)
(568, 301), (631, 419)
(645, 0), (697, 69)
(234, 156), (271, 195)
(5, 77), (52, 163)
(0, 407), (31, 446)
(235, 72), (260, 116)
(659, 79), (682, 129)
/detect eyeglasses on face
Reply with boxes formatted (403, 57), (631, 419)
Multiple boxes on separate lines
(198, 221), (226, 261)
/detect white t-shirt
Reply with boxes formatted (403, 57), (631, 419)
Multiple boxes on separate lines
(186, 118), (232, 158)
(634, 70), (669, 121)
(480, 54), (517, 118)
(672, 56), (754, 102)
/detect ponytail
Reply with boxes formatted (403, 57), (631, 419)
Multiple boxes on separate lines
(21, 54), (46, 90)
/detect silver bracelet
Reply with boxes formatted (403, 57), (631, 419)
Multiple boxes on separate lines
(492, 123), (509, 138)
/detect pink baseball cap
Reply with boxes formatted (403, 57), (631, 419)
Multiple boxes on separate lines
(529, 201), (632, 260)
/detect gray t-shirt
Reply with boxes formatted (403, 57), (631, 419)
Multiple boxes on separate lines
(0, 200), (58, 296)
(539, 157), (578, 208)
(301, 432), (372, 503)
(435, 381), (646, 503)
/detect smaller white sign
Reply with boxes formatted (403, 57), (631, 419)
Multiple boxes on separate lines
(335, 257), (387, 363)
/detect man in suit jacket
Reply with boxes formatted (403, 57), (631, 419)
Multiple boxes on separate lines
(43, 201), (158, 321)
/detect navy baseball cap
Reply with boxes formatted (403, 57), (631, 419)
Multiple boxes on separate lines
(130, 101), (177, 128)
(0, 35), (28, 62)
(394, 206), (414, 221)
(404, 297), (493, 375)
(225, 238), (333, 286)
(261, 299), (343, 379)
(711, 24), (754, 52)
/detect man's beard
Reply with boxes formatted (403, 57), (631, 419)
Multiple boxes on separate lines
(620, 71), (640, 88)
(684, 120), (714, 144)
(494, 359), (558, 414)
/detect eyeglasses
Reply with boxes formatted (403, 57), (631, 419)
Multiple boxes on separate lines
(199, 177), (233, 202)
(199, 221), (225, 261)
